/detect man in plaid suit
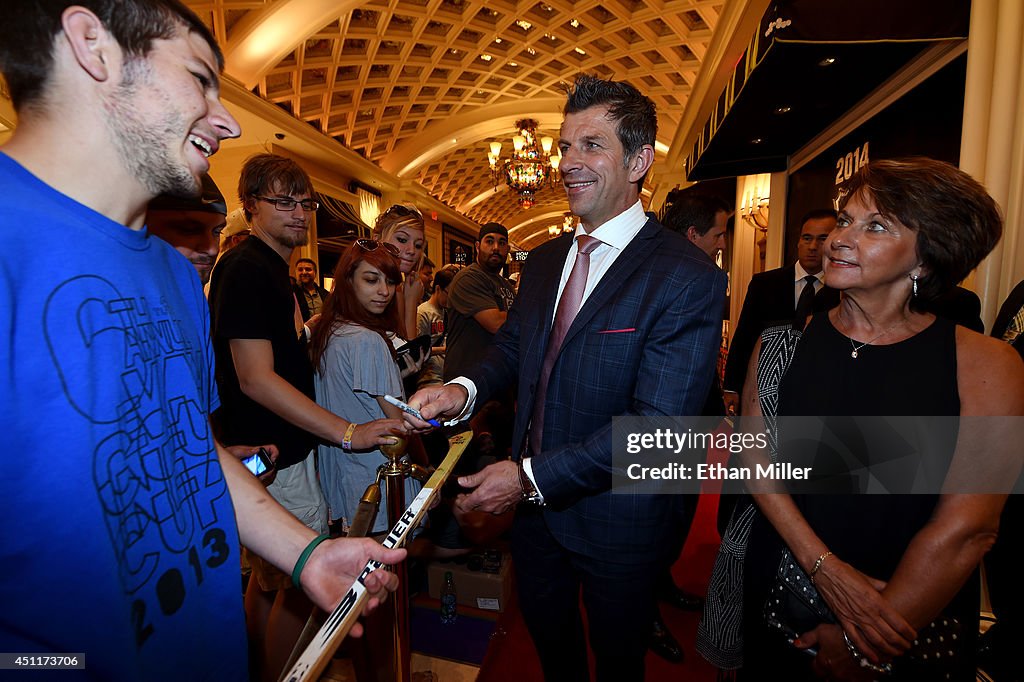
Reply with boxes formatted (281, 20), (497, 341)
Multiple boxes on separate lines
(408, 74), (726, 681)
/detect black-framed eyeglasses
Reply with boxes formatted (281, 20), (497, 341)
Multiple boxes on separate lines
(255, 196), (319, 212)
(355, 238), (400, 257)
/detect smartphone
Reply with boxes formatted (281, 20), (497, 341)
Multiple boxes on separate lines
(383, 394), (441, 427)
(242, 447), (274, 477)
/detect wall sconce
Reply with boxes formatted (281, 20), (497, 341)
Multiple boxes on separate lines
(739, 189), (769, 232)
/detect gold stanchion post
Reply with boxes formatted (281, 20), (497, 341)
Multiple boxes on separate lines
(378, 436), (434, 682)
(379, 435), (411, 682)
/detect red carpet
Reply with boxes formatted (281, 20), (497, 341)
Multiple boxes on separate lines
(477, 447), (730, 682)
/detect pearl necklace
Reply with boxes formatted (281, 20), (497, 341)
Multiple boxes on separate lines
(839, 318), (908, 359)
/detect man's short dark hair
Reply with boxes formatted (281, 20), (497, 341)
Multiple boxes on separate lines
(0, 0), (222, 113)
(238, 154), (314, 221)
(564, 74), (657, 186)
(433, 265), (459, 291)
(800, 208), (838, 228)
(663, 193), (731, 237)
(296, 257), (316, 272)
(421, 257), (436, 270)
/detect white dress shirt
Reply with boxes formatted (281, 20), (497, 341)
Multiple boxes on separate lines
(793, 261), (824, 309)
(549, 201), (648, 323)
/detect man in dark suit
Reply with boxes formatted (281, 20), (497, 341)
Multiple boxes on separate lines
(407, 75), (726, 681)
(633, 192), (731, 664)
(665, 192), (731, 419)
(722, 209), (839, 415)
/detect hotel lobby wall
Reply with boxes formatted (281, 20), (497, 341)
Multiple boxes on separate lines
(776, 0), (1024, 328)
(959, 0), (1024, 328)
(784, 54), (967, 268)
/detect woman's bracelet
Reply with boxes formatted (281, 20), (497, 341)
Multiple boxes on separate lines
(291, 533), (331, 589)
(843, 631), (893, 675)
(809, 550), (833, 584)
(341, 423), (358, 452)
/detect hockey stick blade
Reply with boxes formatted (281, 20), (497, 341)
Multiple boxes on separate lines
(280, 430), (473, 682)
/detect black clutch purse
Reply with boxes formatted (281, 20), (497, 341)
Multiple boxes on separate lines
(763, 548), (836, 654)
(763, 548), (965, 672)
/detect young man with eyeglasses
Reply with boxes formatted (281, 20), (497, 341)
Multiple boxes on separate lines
(208, 153), (403, 681)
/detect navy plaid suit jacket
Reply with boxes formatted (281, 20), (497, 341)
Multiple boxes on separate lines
(468, 218), (727, 562)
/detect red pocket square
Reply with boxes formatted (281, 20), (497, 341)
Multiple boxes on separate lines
(597, 327), (636, 334)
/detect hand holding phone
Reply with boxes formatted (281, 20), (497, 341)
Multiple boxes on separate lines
(242, 447), (275, 477)
(384, 394), (442, 428)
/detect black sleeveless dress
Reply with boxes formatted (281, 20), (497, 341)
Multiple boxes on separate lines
(741, 313), (978, 680)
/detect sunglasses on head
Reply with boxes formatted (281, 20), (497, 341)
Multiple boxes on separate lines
(355, 238), (400, 257)
(383, 204), (421, 219)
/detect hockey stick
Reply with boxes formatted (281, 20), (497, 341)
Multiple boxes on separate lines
(280, 430), (473, 682)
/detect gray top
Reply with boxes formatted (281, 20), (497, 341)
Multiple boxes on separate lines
(315, 322), (420, 533)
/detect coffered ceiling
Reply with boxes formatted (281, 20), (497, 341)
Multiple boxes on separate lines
(184, 0), (727, 249)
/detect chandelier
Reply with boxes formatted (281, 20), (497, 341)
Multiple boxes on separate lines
(488, 119), (561, 210)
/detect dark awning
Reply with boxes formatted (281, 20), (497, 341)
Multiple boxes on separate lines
(684, 0), (970, 181)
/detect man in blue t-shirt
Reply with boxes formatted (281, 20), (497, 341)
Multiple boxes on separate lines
(0, 3), (405, 680)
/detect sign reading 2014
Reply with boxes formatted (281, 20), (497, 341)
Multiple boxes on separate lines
(834, 141), (870, 185)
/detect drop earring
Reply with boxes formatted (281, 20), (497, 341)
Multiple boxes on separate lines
(911, 274), (918, 297)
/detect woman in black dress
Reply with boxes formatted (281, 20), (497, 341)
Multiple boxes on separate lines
(739, 158), (1024, 680)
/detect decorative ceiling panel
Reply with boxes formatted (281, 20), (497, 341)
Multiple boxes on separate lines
(185, 0), (724, 246)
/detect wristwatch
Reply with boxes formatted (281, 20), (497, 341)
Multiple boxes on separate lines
(517, 461), (544, 505)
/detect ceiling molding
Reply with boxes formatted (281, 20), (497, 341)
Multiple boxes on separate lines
(219, 75), (398, 191)
(458, 185), (510, 214)
(508, 209), (570, 238)
(385, 98), (565, 176)
(224, 0), (365, 88)
(187, 0), (727, 231)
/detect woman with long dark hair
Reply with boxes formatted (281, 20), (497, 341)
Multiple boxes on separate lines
(310, 239), (422, 533)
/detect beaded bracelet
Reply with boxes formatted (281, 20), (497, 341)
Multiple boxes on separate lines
(809, 550), (833, 584)
(291, 533), (331, 589)
(341, 423), (357, 452)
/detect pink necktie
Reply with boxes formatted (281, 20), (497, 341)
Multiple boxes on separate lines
(529, 235), (602, 456)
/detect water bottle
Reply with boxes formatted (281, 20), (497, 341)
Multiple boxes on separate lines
(440, 571), (457, 624)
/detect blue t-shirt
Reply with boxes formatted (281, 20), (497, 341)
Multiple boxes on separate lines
(0, 153), (247, 680)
